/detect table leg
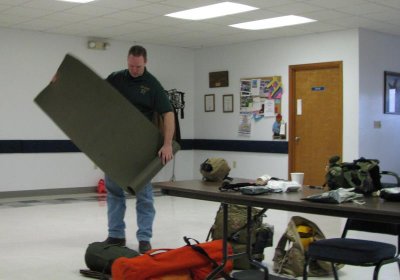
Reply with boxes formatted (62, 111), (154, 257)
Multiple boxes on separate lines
(206, 203), (229, 279)
(246, 206), (269, 279)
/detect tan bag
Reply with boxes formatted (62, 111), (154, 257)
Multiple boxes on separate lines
(272, 216), (339, 277)
(200, 158), (230, 181)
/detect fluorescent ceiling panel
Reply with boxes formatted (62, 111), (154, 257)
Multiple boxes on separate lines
(165, 2), (258, 20)
(56, 0), (96, 3)
(230, 15), (316, 30)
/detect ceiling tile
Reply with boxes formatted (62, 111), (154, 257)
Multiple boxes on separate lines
(102, 10), (155, 22)
(41, 12), (92, 23)
(303, 0), (370, 9)
(19, 0), (79, 11)
(368, 0), (400, 9)
(61, 4), (119, 16)
(92, 0), (151, 9)
(12, 18), (68, 31)
(131, 3), (181, 16)
(0, 0), (31, 5)
(267, 2), (324, 14)
(1, 6), (52, 17)
(334, 2), (395, 16)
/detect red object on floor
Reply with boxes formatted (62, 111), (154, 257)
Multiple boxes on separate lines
(97, 179), (107, 194)
(112, 239), (233, 280)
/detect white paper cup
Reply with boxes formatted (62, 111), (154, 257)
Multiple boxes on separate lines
(291, 172), (304, 185)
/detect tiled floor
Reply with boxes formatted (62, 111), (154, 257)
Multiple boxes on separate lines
(0, 191), (398, 280)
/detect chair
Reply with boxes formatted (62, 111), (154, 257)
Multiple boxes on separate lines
(381, 170), (400, 188)
(303, 219), (400, 280)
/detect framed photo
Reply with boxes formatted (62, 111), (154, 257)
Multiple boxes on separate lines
(209, 71), (229, 88)
(223, 94), (234, 113)
(204, 94), (215, 112)
(384, 71), (400, 114)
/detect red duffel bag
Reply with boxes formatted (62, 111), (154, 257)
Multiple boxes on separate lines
(112, 237), (233, 280)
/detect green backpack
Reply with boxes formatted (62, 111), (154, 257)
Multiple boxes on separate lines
(206, 204), (273, 269)
(200, 158), (231, 181)
(325, 156), (381, 194)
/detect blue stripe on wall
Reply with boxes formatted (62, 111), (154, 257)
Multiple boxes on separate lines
(0, 139), (288, 154)
(183, 139), (288, 154)
(0, 140), (80, 153)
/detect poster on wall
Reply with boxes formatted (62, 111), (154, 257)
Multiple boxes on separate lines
(238, 76), (283, 137)
(240, 80), (252, 96)
(239, 76), (282, 115)
(238, 112), (252, 136)
(263, 99), (275, 117)
(240, 95), (253, 112)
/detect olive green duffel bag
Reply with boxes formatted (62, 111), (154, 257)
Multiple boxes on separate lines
(84, 242), (139, 275)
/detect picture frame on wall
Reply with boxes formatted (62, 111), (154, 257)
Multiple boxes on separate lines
(209, 71), (229, 88)
(384, 71), (400, 114)
(223, 94), (234, 113)
(204, 94), (215, 112)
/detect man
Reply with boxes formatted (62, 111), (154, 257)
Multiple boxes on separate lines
(104, 45), (175, 254)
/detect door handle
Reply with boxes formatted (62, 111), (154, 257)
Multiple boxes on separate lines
(295, 136), (300, 142)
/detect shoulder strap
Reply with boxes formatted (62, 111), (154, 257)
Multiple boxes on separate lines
(184, 237), (235, 280)
(171, 105), (181, 144)
(219, 182), (256, 192)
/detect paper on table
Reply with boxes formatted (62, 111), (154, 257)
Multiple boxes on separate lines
(34, 54), (180, 194)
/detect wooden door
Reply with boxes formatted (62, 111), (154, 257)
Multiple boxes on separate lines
(288, 62), (343, 186)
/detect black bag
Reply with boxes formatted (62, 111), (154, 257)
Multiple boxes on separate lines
(84, 242), (139, 274)
(325, 156), (381, 194)
(380, 187), (400, 201)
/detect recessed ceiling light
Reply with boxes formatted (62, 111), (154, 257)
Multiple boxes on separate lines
(230, 15), (316, 30)
(56, 0), (96, 3)
(165, 2), (258, 20)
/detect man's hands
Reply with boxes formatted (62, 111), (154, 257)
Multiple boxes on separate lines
(158, 144), (173, 165)
(51, 72), (58, 83)
(158, 111), (175, 165)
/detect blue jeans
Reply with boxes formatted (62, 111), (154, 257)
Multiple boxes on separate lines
(105, 175), (155, 242)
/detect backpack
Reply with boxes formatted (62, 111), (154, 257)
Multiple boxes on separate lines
(206, 204), (273, 269)
(272, 216), (338, 277)
(325, 156), (381, 194)
(112, 237), (234, 280)
(200, 158), (231, 181)
(83, 242), (140, 275)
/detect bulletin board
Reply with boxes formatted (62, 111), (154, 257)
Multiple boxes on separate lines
(238, 76), (283, 136)
(240, 76), (282, 114)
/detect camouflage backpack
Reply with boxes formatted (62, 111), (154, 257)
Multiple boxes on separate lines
(200, 158), (231, 181)
(325, 156), (381, 195)
(206, 204), (273, 269)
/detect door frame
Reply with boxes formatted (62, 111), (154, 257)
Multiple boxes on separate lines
(288, 61), (343, 176)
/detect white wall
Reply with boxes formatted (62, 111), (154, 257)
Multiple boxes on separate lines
(192, 29), (360, 180)
(0, 27), (194, 191)
(359, 29), (400, 174)
(2, 27), (399, 191)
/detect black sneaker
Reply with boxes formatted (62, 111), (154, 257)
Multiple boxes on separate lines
(139, 241), (151, 254)
(103, 237), (126, 246)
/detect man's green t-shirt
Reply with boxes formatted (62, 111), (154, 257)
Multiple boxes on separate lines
(106, 68), (172, 120)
